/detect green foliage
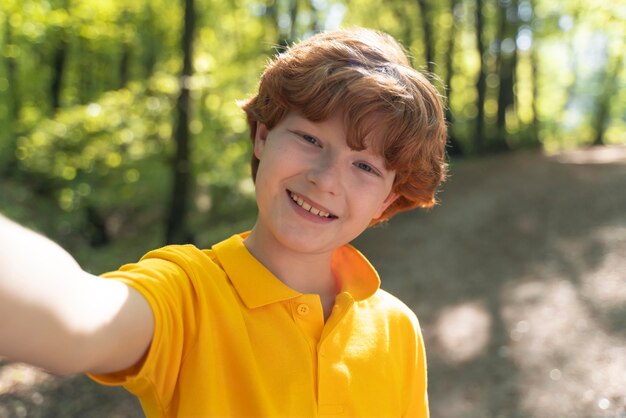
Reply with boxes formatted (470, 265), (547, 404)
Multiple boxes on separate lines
(343, 0), (626, 153)
(0, 0), (268, 244)
(0, 0), (624, 248)
(16, 82), (172, 212)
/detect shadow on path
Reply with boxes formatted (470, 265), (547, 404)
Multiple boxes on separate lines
(354, 149), (626, 418)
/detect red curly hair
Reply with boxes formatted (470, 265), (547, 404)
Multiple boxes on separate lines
(240, 28), (448, 224)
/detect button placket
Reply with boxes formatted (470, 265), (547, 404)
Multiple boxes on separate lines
(292, 297), (325, 344)
(317, 339), (346, 416)
(317, 296), (353, 414)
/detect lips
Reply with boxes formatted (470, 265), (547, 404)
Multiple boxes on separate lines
(288, 191), (337, 219)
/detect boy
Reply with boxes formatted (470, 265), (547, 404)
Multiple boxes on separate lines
(0, 28), (447, 417)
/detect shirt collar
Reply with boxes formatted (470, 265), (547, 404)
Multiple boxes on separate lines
(212, 232), (381, 309)
(331, 244), (381, 301)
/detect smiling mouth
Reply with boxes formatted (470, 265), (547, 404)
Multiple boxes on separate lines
(288, 191), (337, 219)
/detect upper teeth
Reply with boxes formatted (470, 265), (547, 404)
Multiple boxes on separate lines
(290, 192), (331, 218)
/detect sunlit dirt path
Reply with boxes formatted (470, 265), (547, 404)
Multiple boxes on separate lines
(1, 147), (625, 417)
(356, 147), (626, 418)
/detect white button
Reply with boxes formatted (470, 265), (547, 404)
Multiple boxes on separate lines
(297, 304), (310, 315)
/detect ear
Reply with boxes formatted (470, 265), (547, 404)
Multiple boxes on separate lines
(373, 192), (399, 219)
(254, 122), (269, 160)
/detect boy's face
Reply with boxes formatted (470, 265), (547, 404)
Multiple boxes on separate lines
(252, 112), (398, 255)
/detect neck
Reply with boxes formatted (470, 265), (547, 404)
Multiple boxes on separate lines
(243, 224), (338, 315)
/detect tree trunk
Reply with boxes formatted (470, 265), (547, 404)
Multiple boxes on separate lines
(289, 0), (299, 43)
(265, 0), (288, 52)
(141, 4), (158, 80)
(119, 44), (131, 88)
(50, 0), (69, 112)
(117, 9), (131, 89)
(389, 1), (413, 53)
(592, 45), (624, 146)
(560, 9), (581, 148)
(309, 0), (321, 33)
(50, 40), (67, 111)
(2, 15), (20, 177)
(416, 0), (435, 74)
(84, 205), (110, 247)
(4, 20), (19, 123)
(165, 0), (196, 244)
(495, 0), (517, 150)
(474, 0), (487, 153)
(77, 37), (92, 104)
(444, 0), (463, 156)
(494, 0), (506, 133)
(265, 0), (277, 32)
(529, 46), (540, 145)
(528, 0), (540, 147)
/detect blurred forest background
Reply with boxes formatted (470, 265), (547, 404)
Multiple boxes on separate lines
(0, 0), (625, 417)
(0, 0), (624, 250)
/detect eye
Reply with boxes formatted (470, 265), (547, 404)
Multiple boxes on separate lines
(355, 162), (380, 176)
(290, 130), (320, 147)
(301, 134), (319, 146)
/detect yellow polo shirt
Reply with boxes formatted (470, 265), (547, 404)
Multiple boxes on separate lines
(89, 233), (428, 417)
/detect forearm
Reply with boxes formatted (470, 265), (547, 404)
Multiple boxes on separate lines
(0, 214), (154, 375)
(0, 215), (107, 372)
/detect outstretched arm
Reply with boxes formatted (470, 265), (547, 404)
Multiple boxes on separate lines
(0, 214), (154, 375)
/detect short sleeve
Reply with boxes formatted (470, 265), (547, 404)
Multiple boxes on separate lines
(88, 245), (205, 414)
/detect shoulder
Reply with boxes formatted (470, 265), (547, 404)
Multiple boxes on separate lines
(140, 244), (219, 270)
(368, 289), (417, 316)
(109, 244), (223, 280)
(100, 244), (230, 307)
(362, 289), (422, 332)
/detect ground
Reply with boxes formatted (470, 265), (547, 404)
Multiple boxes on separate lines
(1, 147), (625, 417)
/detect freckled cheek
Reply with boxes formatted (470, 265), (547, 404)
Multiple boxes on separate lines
(349, 173), (390, 193)
(347, 183), (387, 206)
(364, 180), (394, 206)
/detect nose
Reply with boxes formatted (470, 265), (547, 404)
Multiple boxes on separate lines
(306, 153), (342, 195)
